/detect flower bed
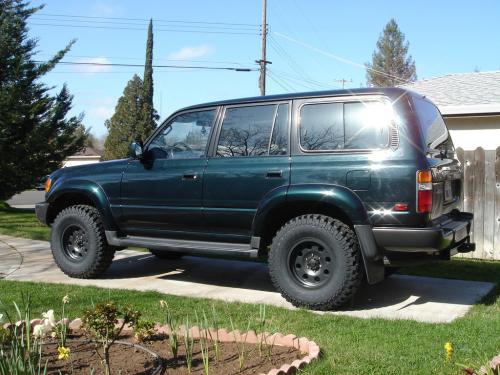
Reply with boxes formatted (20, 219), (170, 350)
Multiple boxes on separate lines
(0, 297), (319, 375)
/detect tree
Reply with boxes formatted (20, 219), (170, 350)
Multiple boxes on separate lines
(0, 0), (86, 200)
(103, 75), (144, 160)
(139, 19), (158, 138)
(366, 19), (417, 87)
(103, 20), (157, 160)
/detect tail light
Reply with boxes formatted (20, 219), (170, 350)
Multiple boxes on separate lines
(417, 170), (432, 213)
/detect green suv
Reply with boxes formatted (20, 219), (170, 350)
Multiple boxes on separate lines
(35, 88), (474, 310)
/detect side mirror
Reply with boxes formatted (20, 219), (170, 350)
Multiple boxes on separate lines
(128, 141), (144, 159)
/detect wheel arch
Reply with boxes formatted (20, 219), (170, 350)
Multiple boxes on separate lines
(252, 184), (369, 249)
(46, 181), (118, 230)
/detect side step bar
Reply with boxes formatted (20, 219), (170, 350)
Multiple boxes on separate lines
(105, 231), (258, 258)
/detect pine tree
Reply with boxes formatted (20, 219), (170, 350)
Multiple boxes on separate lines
(0, 0), (86, 200)
(103, 75), (144, 160)
(140, 19), (158, 137)
(366, 19), (417, 87)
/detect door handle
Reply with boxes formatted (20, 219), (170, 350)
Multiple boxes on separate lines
(182, 172), (198, 180)
(266, 170), (283, 178)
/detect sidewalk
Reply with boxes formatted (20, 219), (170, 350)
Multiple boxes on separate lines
(0, 234), (494, 323)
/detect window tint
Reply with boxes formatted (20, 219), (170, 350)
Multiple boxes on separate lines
(269, 104), (289, 155)
(344, 102), (390, 149)
(148, 109), (215, 159)
(300, 101), (390, 151)
(217, 105), (276, 157)
(413, 97), (449, 149)
(300, 103), (344, 150)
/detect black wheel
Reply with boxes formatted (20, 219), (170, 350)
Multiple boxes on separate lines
(148, 249), (184, 260)
(51, 205), (115, 278)
(269, 214), (362, 310)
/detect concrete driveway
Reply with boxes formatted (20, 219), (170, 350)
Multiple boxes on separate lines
(6, 190), (45, 209)
(0, 234), (494, 323)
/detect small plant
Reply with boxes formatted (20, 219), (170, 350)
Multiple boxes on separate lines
(133, 319), (155, 343)
(229, 315), (251, 370)
(444, 342), (453, 362)
(210, 305), (220, 362)
(161, 300), (179, 359)
(183, 316), (195, 373)
(0, 294), (49, 375)
(257, 304), (266, 357)
(196, 311), (210, 375)
(83, 302), (140, 375)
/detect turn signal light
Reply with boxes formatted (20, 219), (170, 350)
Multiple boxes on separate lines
(417, 170), (432, 213)
(44, 178), (52, 193)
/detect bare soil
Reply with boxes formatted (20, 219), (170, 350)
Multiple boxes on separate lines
(42, 331), (302, 374)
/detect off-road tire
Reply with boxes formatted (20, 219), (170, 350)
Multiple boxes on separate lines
(148, 249), (184, 260)
(269, 214), (362, 310)
(51, 205), (115, 278)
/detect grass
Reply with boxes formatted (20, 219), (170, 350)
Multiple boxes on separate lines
(0, 201), (499, 374)
(0, 202), (49, 241)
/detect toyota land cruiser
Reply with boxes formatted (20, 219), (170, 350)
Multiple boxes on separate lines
(35, 88), (475, 310)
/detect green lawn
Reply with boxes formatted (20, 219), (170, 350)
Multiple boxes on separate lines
(0, 202), (499, 374)
(0, 202), (50, 241)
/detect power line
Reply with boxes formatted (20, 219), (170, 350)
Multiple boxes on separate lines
(273, 31), (412, 85)
(35, 53), (246, 66)
(30, 16), (260, 31)
(34, 60), (257, 72)
(36, 12), (260, 27)
(29, 22), (258, 35)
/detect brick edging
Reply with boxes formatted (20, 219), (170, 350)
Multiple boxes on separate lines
(4, 318), (320, 375)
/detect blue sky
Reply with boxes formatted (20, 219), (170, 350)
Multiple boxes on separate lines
(29, 0), (500, 136)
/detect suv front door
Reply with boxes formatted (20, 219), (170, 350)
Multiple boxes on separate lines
(119, 108), (218, 236)
(203, 102), (291, 239)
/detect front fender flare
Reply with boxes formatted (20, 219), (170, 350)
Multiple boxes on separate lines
(47, 179), (117, 230)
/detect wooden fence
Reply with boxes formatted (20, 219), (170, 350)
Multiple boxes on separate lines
(456, 147), (500, 260)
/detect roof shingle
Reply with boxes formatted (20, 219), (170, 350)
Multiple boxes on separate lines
(401, 71), (500, 115)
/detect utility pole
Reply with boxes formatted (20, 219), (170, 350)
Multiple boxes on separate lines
(256, 0), (271, 96)
(334, 78), (353, 89)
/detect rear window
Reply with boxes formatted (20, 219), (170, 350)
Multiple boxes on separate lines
(299, 101), (390, 151)
(413, 97), (449, 149)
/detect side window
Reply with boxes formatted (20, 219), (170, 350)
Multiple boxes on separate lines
(300, 103), (344, 150)
(217, 105), (276, 157)
(344, 102), (390, 149)
(299, 101), (390, 151)
(269, 104), (289, 155)
(148, 109), (216, 159)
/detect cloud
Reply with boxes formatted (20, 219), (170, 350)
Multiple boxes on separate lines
(168, 44), (215, 61)
(88, 106), (114, 121)
(75, 57), (113, 75)
(91, 1), (119, 16)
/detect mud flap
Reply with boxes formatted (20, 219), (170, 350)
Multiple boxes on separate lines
(354, 225), (385, 284)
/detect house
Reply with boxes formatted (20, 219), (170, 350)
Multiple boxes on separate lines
(401, 71), (500, 150)
(62, 146), (102, 167)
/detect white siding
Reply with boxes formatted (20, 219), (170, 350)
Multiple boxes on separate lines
(444, 115), (500, 150)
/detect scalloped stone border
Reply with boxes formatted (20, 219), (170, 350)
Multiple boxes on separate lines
(4, 318), (320, 375)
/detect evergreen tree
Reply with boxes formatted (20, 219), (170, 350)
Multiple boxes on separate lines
(103, 75), (144, 160)
(366, 19), (417, 87)
(0, 0), (86, 200)
(140, 19), (158, 137)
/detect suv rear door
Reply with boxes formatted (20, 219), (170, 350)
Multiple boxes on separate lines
(412, 97), (462, 219)
(202, 102), (291, 238)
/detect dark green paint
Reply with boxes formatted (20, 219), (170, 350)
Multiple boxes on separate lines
(38, 88), (468, 269)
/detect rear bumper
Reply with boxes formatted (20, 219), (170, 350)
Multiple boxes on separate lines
(373, 211), (474, 253)
(35, 202), (49, 225)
